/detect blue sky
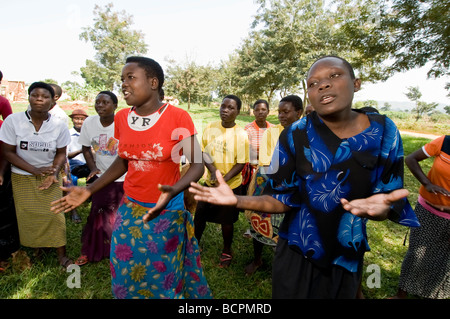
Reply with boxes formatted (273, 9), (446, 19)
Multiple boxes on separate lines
(1, 0), (448, 105)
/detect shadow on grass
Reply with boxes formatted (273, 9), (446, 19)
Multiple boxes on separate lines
(198, 214), (273, 299)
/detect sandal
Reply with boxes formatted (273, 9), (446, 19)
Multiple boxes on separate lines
(0, 261), (8, 272)
(75, 255), (88, 266)
(59, 256), (73, 269)
(219, 253), (232, 268)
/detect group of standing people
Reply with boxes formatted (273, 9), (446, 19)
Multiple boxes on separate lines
(188, 56), (449, 299)
(0, 77), (125, 270)
(1, 54), (448, 300)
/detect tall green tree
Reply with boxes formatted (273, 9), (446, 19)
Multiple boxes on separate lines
(165, 59), (216, 110)
(79, 3), (148, 90)
(384, 0), (449, 95)
(233, 0), (324, 104)
(215, 54), (242, 99)
(385, 0), (449, 79)
(231, 0), (396, 106)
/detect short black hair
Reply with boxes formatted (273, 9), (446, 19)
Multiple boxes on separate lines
(125, 56), (164, 91)
(309, 55), (356, 80)
(223, 94), (242, 111)
(0, 70), (3, 82)
(280, 95), (303, 111)
(97, 91), (118, 105)
(49, 83), (62, 97)
(28, 82), (55, 98)
(252, 99), (269, 110)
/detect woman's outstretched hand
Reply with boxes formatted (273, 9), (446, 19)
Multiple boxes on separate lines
(341, 188), (410, 221)
(189, 170), (237, 206)
(142, 184), (174, 223)
(51, 186), (92, 214)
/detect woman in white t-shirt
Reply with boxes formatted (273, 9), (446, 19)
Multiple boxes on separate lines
(0, 82), (72, 268)
(74, 91), (125, 266)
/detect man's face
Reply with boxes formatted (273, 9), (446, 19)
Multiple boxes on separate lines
(72, 115), (86, 130)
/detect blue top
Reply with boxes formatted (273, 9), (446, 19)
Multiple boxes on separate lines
(264, 110), (420, 272)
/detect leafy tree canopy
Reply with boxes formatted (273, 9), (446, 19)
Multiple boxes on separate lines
(79, 3), (148, 90)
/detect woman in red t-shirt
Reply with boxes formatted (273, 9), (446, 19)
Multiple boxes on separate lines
(52, 57), (212, 299)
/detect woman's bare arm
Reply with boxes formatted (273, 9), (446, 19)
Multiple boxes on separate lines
(189, 169), (290, 213)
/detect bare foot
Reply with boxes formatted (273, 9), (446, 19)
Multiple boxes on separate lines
(244, 260), (263, 276)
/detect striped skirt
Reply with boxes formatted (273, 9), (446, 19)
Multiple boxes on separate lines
(11, 173), (66, 248)
(398, 202), (450, 299)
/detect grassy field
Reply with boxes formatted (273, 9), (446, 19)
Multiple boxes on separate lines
(0, 101), (442, 299)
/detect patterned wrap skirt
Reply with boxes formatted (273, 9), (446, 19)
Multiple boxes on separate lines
(11, 173), (66, 248)
(110, 194), (212, 299)
(398, 202), (450, 299)
(244, 166), (284, 246)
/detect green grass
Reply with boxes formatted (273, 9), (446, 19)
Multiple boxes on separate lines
(0, 102), (444, 299)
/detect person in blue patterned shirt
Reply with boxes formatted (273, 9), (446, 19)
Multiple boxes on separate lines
(189, 56), (419, 299)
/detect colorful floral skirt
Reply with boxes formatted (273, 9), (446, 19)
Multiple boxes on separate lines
(110, 195), (212, 299)
(244, 166), (284, 246)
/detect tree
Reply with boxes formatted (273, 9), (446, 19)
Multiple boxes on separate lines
(42, 79), (58, 85)
(405, 86), (438, 121)
(79, 3), (148, 90)
(232, 0), (328, 104)
(331, 0), (397, 82)
(165, 59), (217, 110)
(381, 102), (392, 112)
(444, 105), (450, 115)
(413, 101), (439, 121)
(385, 0), (449, 80)
(230, 0), (397, 108)
(215, 54), (242, 100)
(405, 86), (422, 105)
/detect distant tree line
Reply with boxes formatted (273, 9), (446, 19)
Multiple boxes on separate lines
(62, 1), (449, 116)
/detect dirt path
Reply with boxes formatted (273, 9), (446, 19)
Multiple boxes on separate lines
(400, 130), (440, 140)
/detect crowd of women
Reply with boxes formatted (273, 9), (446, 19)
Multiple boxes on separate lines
(0, 55), (448, 299)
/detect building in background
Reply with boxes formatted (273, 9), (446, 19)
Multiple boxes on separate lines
(0, 79), (27, 102)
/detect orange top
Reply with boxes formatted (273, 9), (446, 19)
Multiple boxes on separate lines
(419, 135), (450, 207)
(115, 104), (196, 203)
